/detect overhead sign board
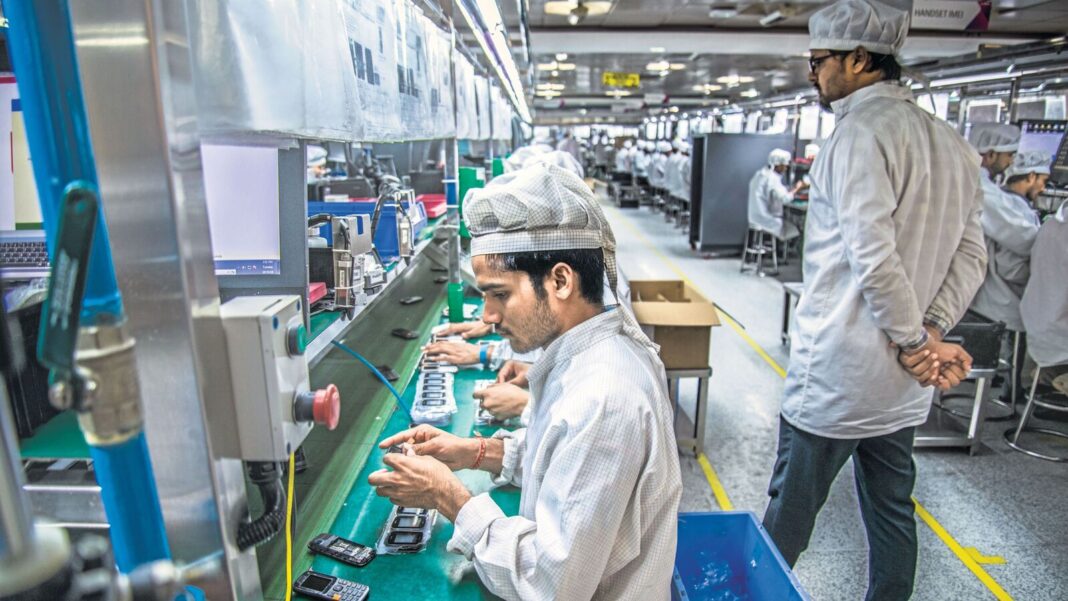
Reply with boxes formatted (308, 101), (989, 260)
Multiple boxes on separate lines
(602, 71), (641, 88)
(912, 0), (991, 31)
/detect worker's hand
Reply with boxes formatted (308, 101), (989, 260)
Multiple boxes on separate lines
(378, 424), (480, 471)
(497, 360), (532, 387)
(423, 341), (481, 366)
(433, 321), (494, 340)
(369, 454), (471, 521)
(896, 327), (972, 391)
(474, 383), (529, 420)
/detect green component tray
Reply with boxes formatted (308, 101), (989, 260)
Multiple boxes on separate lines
(18, 411), (89, 459)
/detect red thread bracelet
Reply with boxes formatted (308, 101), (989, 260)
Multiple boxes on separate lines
(472, 433), (487, 469)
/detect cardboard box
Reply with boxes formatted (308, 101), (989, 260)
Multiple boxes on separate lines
(629, 280), (720, 369)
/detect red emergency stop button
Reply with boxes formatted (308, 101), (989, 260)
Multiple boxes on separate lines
(294, 384), (340, 430)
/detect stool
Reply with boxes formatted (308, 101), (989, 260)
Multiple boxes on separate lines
(1004, 367), (1068, 462)
(666, 366), (713, 455)
(780, 282), (803, 346)
(992, 331), (1024, 419)
(740, 227), (778, 276)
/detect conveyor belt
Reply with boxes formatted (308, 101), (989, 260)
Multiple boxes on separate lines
(260, 254), (522, 599)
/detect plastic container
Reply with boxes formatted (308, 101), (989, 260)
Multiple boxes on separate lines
(415, 194), (447, 218)
(307, 200), (428, 259)
(674, 511), (809, 601)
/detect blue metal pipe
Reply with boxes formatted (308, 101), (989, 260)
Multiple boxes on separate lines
(2, 0), (122, 323)
(88, 433), (171, 571)
(4, 0), (171, 571)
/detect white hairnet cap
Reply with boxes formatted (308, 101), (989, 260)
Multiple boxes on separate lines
(968, 123), (1021, 153)
(1005, 150), (1052, 178)
(307, 145), (328, 167)
(524, 150), (585, 179)
(671, 140), (681, 150)
(465, 162), (659, 353)
(679, 141), (691, 153)
(504, 145), (551, 173)
(623, 140), (633, 149)
(657, 141), (672, 152)
(809, 0), (910, 57)
(768, 148), (792, 166)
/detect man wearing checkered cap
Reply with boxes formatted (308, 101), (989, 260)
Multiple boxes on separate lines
(370, 162), (683, 600)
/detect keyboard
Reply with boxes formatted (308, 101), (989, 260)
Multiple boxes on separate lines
(0, 237), (50, 280)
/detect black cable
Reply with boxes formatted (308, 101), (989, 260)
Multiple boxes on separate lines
(237, 461), (286, 551)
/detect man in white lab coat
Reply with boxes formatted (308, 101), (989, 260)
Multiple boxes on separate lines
(670, 141), (693, 209)
(762, 2), (987, 600)
(968, 126), (1040, 334)
(648, 141), (671, 208)
(747, 148), (804, 240)
(556, 130), (582, 165)
(1021, 201), (1068, 388)
(369, 163), (682, 601)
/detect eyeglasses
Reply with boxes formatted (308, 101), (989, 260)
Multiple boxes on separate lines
(808, 53), (843, 74)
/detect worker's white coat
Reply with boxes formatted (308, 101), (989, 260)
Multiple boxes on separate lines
(447, 309), (682, 600)
(784, 82), (987, 439)
(614, 147), (632, 173)
(969, 178), (1041, 332)
(648, 153), (668, 188)
(747, 166), (794, 237)
(633, 150), (651, 178)
(1020, 204), (1068, 367)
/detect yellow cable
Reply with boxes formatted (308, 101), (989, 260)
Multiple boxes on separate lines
(285, 452), (296, 601)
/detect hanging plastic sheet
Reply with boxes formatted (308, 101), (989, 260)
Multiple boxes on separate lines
(454, 55), (478, 140)
(188, 0), (363, 141)
(425, 23), (456, 139)
(393, 0), (429, 140)
(474, 75), (492, 140)
(492, 86), (513, 141)
(343, 0), (403, 141)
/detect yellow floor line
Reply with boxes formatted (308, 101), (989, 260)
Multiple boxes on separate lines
(697, 453), (734, 511)
(608, 203), (1014, 600)
(914, 500), (1014, 600)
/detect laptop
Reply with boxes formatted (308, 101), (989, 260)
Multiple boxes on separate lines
(0, 230), (50, 281)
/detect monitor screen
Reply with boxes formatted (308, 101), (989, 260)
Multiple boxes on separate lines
(1018, 120), (1065, 162)
(202, 144), (281, 276)
(0, 77), (42, 232)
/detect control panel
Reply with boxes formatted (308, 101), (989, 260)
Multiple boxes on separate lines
(220, 295), (339, 460)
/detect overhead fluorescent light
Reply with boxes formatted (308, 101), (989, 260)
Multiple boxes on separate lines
(740, 88), (760, 98)
(545, 1), (612, 16)
(709, 8), (739, 19)
(556, 53), (569, 61)
(459, 0), (532, 122)
(669, 63), (686, 70)
(646, 60), (670, 72)
(650, 46), (666, 53)
(692, 84), (723, 93)
(606, 90), (632, 97)
(716, 74), (754, 85)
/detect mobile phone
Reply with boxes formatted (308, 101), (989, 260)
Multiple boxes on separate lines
(421, 398), (445, 406)
(376, 364), (399, 382)
(307, 534), (376, 568)
(292, 570), (369, 601)
(397, 507), (428, 516)
(392, 514), (427, 530)
(386, 530), (424, 546)
(391, 328), (419, 340)
(400, 296), (423, 305)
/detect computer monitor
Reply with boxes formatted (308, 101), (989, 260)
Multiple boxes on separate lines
(202, 144), (281, 276)
(1017, 120), (1065, 161)
(0, 79), (42, 233)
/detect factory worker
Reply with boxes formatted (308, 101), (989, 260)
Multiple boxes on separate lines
(1020, 202), (1068, 387)
(503, 144), (550, 173)
(370, 162), (682, 600)
(650, 141), (671, 198)
(633, 141), (653, 188)
(662, 140), (683, 201)
(556, 130), (582, 165)
(613, 140), (632, 174)
(675, 141), (692, 203)
(306, 144), (329, 182)
(969, 143), (1042, 332)
(763, 2), (987, 600)
(747, 149), (804, 240)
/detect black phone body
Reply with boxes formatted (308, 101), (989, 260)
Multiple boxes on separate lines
(391, 328), (419, 339)
(292, 570), (369, 601)
(308, 533), (376, 568)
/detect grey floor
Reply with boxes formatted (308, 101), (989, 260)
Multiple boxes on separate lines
(599, 191), (1068, 601)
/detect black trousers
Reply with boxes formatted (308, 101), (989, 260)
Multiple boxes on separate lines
(762, 417), (919, 601)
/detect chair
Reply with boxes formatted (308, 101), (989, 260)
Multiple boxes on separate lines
(740, 226), (778, 276)
(1004, 366), (1068, 462)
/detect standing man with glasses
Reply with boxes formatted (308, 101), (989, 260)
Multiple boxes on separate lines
(762, 1), (988, 599)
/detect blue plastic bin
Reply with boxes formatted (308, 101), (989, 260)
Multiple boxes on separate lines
(307, 200), (427, 259)
(674, 511), (809, 601)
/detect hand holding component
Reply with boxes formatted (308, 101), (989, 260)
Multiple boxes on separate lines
(368, 453), (471, 522)
(474, 383), (530, 420)
(423, 341), (481, 366)
(433, 321), (493, 339)
(378, 424), (480, 471)
(496, 360), (532, 387)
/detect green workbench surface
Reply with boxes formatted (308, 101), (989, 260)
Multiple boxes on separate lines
(18, 411), (90, 459)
